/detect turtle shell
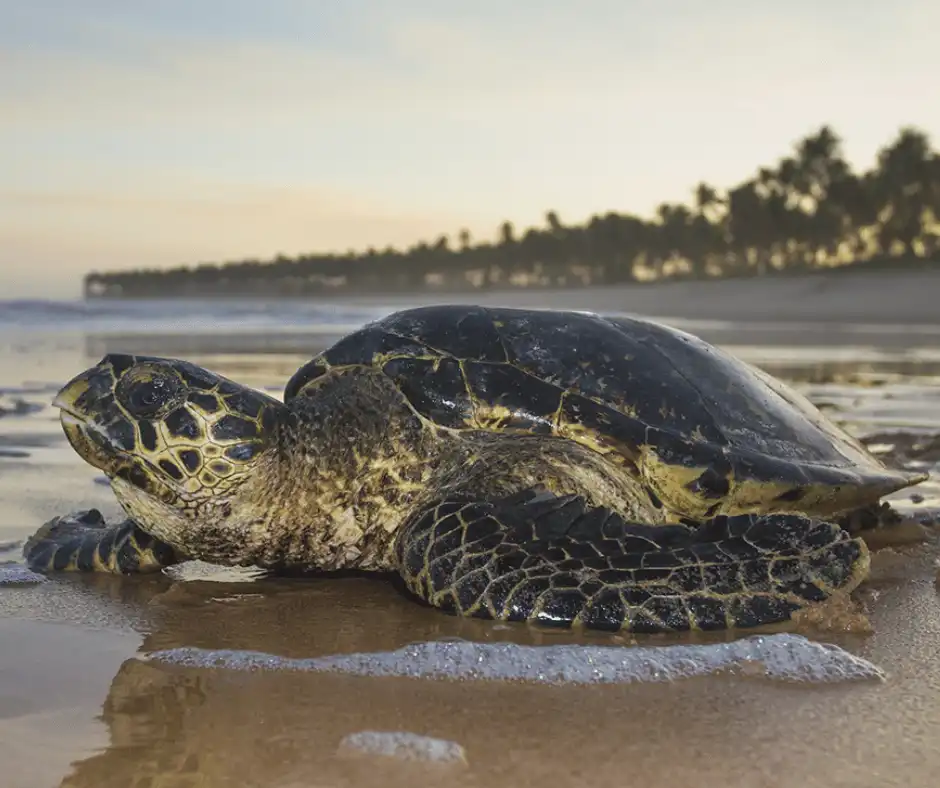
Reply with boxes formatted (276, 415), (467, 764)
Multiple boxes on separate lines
(284, 305), (924, 519)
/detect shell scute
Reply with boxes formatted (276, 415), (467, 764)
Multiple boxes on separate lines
(378, 305), (508, 363)
(381, 356), (473, 428)
(462, 361), (561, 434)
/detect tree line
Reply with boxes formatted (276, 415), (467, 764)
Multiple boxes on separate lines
(85, 125), (940, 298)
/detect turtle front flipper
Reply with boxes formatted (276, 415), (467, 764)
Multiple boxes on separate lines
(24, 509), (180, 574)
(394, 489), (870, 633)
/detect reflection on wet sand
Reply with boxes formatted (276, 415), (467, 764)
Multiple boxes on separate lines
(35, 544), (939, 788)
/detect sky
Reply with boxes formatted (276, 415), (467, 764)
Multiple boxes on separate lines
(2, 1), (938, 298)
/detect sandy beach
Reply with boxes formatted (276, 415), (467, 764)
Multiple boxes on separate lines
(2, 273), (939, 788)
(338, 266), (940, 324)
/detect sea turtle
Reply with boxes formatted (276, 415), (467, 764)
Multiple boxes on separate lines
(24, 305), (926, 632)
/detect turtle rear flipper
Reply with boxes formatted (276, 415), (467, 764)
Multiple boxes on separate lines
(394, 491), (870, 633)
(24, 509), (179, 574)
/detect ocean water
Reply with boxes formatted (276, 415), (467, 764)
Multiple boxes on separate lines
(6, 295), (940, 340)
(0, 297), (389, 334)
(0, 295), (377, 355)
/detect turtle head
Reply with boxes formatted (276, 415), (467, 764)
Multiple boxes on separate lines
(54, 354), (287, 544)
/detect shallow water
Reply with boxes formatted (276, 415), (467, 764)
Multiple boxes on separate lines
(1, 297), (939, 788)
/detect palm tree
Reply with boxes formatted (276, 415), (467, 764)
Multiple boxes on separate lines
(875, 127), (934, 257)
(498, 221), (516, 246)
(794, 126), (844, 202)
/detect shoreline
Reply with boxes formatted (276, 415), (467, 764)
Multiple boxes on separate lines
(82, 314), (940, 361)
(66, 268), (940, 359)
(82, 267), (940, 326)
(83, 324), (940, 360)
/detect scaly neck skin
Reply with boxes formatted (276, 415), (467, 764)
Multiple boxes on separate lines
(236, 368), (443, 571)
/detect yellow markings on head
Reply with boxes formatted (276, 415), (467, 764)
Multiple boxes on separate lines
(181, 477), (205, 495)
(199, 470), (221, 488)
(207, 459), (234, 477)
(54, 375), (91, 412)
(129, 376), (273, 494)
(143, 415), (232, 484)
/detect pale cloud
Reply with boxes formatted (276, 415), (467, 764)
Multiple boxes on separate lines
(2, 1), (939, 297)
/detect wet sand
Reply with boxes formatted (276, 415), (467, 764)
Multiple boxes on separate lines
(2, 298), (940, 788)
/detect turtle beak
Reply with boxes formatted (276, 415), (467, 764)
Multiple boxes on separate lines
(57, 406), (117, 473)
(53, 369), (95, 421)
(53, 364), (129, 472)
(53, 358), (126, 423)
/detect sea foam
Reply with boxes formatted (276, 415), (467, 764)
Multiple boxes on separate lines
(0, 565), (47, 586)
(337, 730), (467, 764)
(147, 633), (884, 685)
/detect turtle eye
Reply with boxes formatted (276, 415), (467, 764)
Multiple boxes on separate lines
(118, 368), (183, 417)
